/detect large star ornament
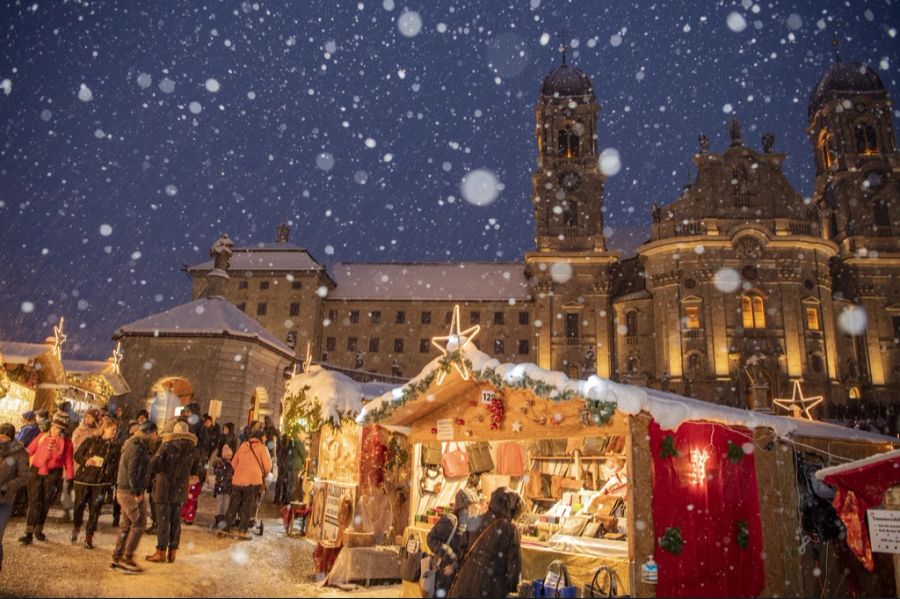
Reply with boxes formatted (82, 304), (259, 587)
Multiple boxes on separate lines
(773, 381), (823, 420)
(52, 317), (67, 358)
(430, 304), (480, 385)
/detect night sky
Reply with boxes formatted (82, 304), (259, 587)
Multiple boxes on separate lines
(1, 0), (898, 358)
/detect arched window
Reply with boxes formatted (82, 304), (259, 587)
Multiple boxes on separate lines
(811, 354), (824, 373)
(855, 124), (878, 155)
(687, 352), (703, 373)
(742, 294), (766, 329)
(874, 200), (890, 229)
(625, 311), (638, 336)
(818, 129), (832, 168)
(563, 202), (578, 227)
(557, 127), (580, 158)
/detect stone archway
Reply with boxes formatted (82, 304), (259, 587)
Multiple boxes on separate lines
(148, 376), (193, 428)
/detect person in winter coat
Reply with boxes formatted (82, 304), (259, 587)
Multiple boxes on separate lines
(16, 411), (40, 448)
(222, 430), (272, 538)
(0, 423), (29, 572)
(71, 421), (120, 549)
(427, 488), (481, 598)
(71, 409), (102, 451)
(211, 444), (234, 529)
(276, 431), (307, 504)
(19, 412), (75, 545)
(111, 421), (157, 573)
(449, 487), (523, 599)
(146, 421), (201, 564)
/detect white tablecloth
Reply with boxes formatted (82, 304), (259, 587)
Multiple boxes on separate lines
(325, 545), (401, 586)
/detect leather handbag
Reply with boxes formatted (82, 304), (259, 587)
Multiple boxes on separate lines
(539, 560), (577, 598)
(422, 442), (443, 467)
(582, 565), (625, 598)
(466, 441), (494, 474)
(399, 535), (423, 582)
(441, 443), (469, 479)
(420, 465), (442, 494)
(496, 442), (525, 476)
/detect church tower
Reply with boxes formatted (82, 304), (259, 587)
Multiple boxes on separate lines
(526, 48), (617, 379)
(807, 42), (900, 403)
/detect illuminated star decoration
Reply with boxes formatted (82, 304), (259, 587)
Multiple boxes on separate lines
(773, 380), (823, 420)
(52, 316), (67, 358)
(430, 304), (480, 385)
(110, 341), (123, 375)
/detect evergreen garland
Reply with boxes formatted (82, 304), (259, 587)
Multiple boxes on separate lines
(659, 527), (684, 555)
(659, 434), (679, 459)
(736, 520), (750, 550)
(726, 440), (745, 464)
(360, 351), (617, 427)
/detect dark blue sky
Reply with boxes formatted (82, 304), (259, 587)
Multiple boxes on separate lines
(1, 0), (898, 358)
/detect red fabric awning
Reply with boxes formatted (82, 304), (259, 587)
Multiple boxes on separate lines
(817, 449), (900, 571)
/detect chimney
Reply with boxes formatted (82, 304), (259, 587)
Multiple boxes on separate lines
(276, 223), (290, 243)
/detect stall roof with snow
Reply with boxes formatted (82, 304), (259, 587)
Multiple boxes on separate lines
(360, 345), (899, 446)
(285, 365), (395, 427)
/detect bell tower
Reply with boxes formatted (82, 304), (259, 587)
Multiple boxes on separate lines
(531, 46), (606, 252)
(526, 46), (617, 380)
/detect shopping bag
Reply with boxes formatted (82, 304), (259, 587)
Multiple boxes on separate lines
(441, 443), (469, 478)
(466, 441), (494, 474)
(538, 560), (578, 598)
(496, 442), (525, 476)
(399, 535), (422, 581)
(582, 565), (625, 598)
(422, 442), (443, 466)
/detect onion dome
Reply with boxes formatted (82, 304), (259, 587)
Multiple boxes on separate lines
(808, 60), (886, 118)
(540, 49), (594, 99)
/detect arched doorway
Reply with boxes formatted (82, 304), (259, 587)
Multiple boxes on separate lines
(147, 377), (193, 428)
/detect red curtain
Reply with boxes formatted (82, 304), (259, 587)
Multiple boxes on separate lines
(649, 420), (766, 597)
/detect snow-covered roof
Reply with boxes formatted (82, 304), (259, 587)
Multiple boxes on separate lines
(62, 359), (131, 395)
(815, 448), (900, 480)
(361, 346), (898, 445)
(187, 244), (325, 273)
(326, 262), (532, 301)
(115, 297), (294, 357)
(0, 341), (54, 364)
(284, 365), (395, 426)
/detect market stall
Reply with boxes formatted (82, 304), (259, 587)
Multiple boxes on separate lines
(0, 339), (65, 423)
(281, 364), (409, 585)
(360, 340), (900, 598)
(60, 356), (130, 413)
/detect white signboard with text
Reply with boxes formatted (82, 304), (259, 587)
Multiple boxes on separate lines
(868, 509), (900, 554)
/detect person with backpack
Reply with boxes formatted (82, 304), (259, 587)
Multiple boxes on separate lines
(221, 429), (271, 539)
(425, 488), (480, 598)
(71, 420), (120, 549)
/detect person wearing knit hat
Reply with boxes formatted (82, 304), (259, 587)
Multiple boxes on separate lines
(72, 408), (102, 452)
(211, 444), (235, 530)
(19, 412), (75, 545)
(426, 486), (483, 598)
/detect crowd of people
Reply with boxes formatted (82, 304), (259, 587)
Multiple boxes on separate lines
(0, 401), (306, 576)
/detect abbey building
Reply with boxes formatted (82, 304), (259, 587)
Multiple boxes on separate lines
(174, 51), (898, 417)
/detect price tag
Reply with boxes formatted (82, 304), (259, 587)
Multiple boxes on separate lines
(481, 390), (496, 404)
(436, 419), (454, 441)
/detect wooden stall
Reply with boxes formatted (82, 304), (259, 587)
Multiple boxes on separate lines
(361, 345), (900, 598)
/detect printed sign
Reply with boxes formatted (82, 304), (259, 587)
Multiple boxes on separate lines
(436, 418), (455, 441)
(321, 481), (356, 545)
(868, 509), (900, 554)
(481, 390), (496, 404)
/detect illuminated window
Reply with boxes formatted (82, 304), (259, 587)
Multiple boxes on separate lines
(626, 311), (638, 336)
(855, 124), (878, 155)
(684, 307), (701, 329)
(742, 294), (766, 329)
(557, 127), (580, 158)
(806, 307), (820, 331)
(849, 386), (861, 400)
(818, 129), (832, 168)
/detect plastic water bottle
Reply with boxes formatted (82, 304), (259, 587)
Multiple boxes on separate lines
(641, 556), (659, 584)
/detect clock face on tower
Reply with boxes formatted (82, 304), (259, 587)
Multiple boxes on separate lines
(559, 170), (582, 191)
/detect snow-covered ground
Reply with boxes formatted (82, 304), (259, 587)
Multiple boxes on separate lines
(0, 495), (400, 598)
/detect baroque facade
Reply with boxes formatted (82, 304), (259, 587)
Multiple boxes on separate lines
(181, 50), (898, 415)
